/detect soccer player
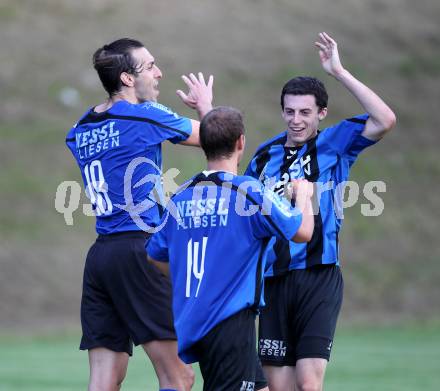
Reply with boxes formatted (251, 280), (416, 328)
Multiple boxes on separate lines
(147, 106), (315, 391)
(66, 38), (213, 391)
(245, 32), (396, 391)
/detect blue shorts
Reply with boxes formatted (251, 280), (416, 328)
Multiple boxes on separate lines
(80, 231), (176, 355)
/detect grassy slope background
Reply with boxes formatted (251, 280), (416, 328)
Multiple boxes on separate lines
(0, 0), (439, 331)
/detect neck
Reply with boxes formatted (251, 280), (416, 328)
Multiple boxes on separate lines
(206, 158), (238, 175)
(285, 132), (304, 148)
(95, 91), (138, 112)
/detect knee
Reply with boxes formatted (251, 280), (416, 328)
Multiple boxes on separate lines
(296, 377), (322, 391)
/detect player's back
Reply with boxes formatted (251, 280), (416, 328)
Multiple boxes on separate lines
(159, 170), (298, 362)
(66, 100), (192, 234)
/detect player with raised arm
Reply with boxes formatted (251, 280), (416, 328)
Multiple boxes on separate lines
(245, 32), (396, 391)
(66, 38), (213, 391)
(147, 106), (315, 391)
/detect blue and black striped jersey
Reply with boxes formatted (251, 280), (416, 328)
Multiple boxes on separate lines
(147, 171), (303, 363)
(245, 114), (375, 275)
(66, 100), (192, 234)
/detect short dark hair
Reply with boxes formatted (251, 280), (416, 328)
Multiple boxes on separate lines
(281, 76), (328, 110)
(200, 107), (245, 161)
(93, 38), (144, 96)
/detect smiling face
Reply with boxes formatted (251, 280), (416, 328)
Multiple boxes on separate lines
(130, 47), (162, 103)
(282, 94), (327, 146)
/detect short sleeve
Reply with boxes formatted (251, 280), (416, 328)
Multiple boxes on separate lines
(146, 225), (169, 262)
(257, 187), (303, 241)
(320, 114), (375, 158)
(241, 180), (302, 241)
(137, 102), (192, 144)
(65, 126), (78, 159)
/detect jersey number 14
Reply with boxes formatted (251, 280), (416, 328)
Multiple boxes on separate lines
(186, 238), (208, 298)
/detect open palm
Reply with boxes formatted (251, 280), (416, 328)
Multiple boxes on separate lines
(315, 32), (344, 77)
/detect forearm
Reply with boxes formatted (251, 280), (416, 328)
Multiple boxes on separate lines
(292, 197), (314, 243)
(196, 102), (213, 120)
(315, 32), (396, 141)
(334, 69), (396, 140)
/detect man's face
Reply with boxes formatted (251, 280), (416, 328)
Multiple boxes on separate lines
(131, 47), (162, 102)
(281, 94), (327, 146)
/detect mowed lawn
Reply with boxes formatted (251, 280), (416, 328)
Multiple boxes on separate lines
(0, 325), (439, 391)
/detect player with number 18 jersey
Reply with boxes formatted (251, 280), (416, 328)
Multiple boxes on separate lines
(66, 100), (192, 234)
(66, 100), (193, 355)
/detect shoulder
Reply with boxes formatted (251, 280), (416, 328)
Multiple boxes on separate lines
(127, 101), (184, 120)
(321, 114), (369, 134)
(69, 108), (93, 129)
(66, 108), (92, 142)
(232, 175), (265, 202)
(171, 173), (204, 200)
(234, 174), (264, 188)
(253, 131), (287, 158)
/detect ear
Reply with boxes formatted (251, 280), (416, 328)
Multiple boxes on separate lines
(237, 134), (245, 152)
(318, 107), (328, 121)
(120, 72), (135, 87)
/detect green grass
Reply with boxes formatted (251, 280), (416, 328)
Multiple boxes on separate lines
(0, 325), (439, 391)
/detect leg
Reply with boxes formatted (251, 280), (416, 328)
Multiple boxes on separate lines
(258, 275), (296, 390)
(262, 365), (295, 391)
(80, 240), (133, 391)
(195, 309), (259, 391)
(88, 347), (129, 391)
(295, 358), (327, 391)
(143, 340), (194, 391)
(292, 266), (343, 391)
(100, 235), (190, 388)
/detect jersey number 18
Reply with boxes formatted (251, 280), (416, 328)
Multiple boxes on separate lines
(83, 160), (113, 216)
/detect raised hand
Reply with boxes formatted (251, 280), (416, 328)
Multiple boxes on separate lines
(315, 32), (345, 78)
(177, 72), (214, 118)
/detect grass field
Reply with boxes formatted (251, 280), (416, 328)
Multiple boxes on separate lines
(1, 324), (439, 391)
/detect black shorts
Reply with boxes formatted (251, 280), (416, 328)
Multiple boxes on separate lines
(192, 308), (267, 391)
(80, 231), (176, 355)
(259, 264), (343, 366)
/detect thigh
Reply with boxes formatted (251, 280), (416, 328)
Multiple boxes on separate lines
(80, 241), (132, 355)
(197, 309), (260, 391)
(100, 234), (176, 346)
(293, 265), (343, 362)
(258, 274), (295, 366)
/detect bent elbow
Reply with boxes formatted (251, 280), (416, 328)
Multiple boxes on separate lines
(383, 110), (397, 132)
(292, 227), (314, 243)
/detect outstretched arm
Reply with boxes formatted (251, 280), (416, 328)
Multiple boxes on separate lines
(177, 72), (214, 146)
(315, 32), (396, 141)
